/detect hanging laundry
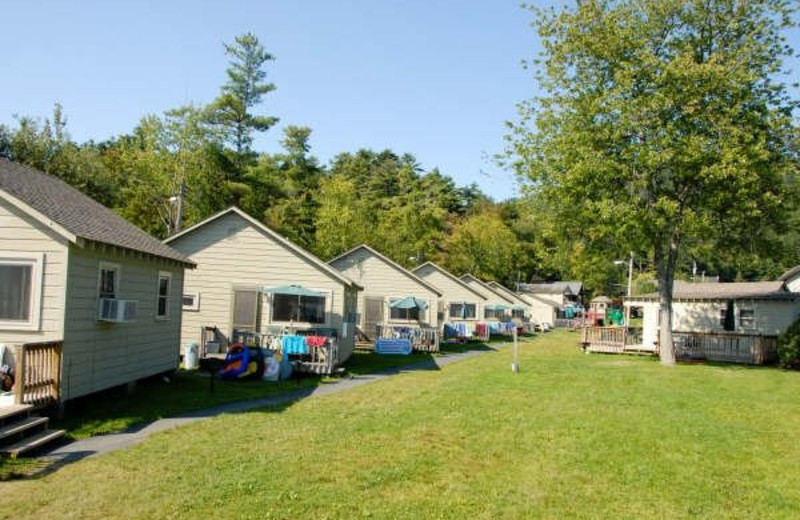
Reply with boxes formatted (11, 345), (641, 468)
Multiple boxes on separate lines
(281, 335), (309, 355)
(305, 335), (327, 348)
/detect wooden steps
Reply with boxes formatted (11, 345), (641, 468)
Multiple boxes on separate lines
(0, 405), (65, 458)
(1, 429), (66, 458)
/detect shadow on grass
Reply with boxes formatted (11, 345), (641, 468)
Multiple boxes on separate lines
(8, 341), (500, 480)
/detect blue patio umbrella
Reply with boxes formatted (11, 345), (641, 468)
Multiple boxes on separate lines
(389, 296), (429, 310)
(484, 304), (511, 311)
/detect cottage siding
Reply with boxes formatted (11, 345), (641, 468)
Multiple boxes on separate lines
(672, 300), (800, 335)
(169, 212), (354, 356)
(519, 293), (560, 325)
(331, 249), (439, 328)
(461, 277), (511, 321)
(414, 265), (483, 321)
(61, 246), (184, 400)
(0, 200), (68, 344)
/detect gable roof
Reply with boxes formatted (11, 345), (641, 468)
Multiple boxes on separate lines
(0, 159), (194, 266)
(328, 244), (442, 296)
(459, 274), (514, 304)
(518, 281), (582, 296)
(630, 280), (793, 301)
(778, 265), (800, 283)
(411, 262), (487, 300)
(164, 206), (360, 289)
(486, 281), (530, 306)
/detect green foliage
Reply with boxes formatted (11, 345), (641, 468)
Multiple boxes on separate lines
(206, 32), (278, 170)
(441, 210), (519, 282)
(778, 317), (800, 369)
(509, 0), (799, 358)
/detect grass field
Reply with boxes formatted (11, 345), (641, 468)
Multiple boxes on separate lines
(2, 331), (799, 519)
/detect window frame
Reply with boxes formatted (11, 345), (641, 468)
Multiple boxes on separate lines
(156, 271), (172, 320)
(182, 292), (200, 312)
(98, 261), (121, 300)
(738, 308), (756, 330)
(0, 252), (44, 331)
(388, 298), (422, 322)
(484, 308), (506, 320)
(449, 302), (477, 320)
(270, 290), (330, 326)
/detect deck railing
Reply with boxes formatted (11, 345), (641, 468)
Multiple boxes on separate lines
(13, 340), (63, 408)
(376, 324), (440, 353)
(581, 326), (627, 353)
(672, 331), (778, 364)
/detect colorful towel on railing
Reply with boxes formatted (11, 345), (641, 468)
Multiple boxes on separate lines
(444, 322), (470, 338)
(476, 323), (488, 337)
(375, 338), (412, 355)
(282, 335), (308, 355)
(305, 335), (327, 348)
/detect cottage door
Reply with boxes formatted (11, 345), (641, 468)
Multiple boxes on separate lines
(363, 296), (384, 340)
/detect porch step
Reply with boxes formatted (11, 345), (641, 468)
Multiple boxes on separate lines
(0, 429), (66, 458)
(0, 404), (33, 423)
(0, 416), (48, 442)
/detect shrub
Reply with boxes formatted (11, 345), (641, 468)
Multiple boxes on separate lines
(777, 317), (800, 369)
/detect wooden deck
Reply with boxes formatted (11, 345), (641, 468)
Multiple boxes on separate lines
(580, 327), (655, 355)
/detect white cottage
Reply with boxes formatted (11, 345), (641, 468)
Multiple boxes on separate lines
(164, 207), (361, 369)
(328, 244), (442, 334)
(625, 281), (800, 355)
(518, 281), (583, 326)
(0, 159), (194, 404)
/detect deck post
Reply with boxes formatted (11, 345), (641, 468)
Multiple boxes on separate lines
(13, 344), (24, 405)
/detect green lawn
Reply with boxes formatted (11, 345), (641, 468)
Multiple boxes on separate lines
(2, 331), (800, 519)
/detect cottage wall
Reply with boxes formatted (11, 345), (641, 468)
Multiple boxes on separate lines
(673, 299), (800, 335)
(169, 212), (354, 358)
(414, 265), (484, 323)
(61, 245), (184, 400)
(460, 277), (513, 321)
(519, 293), (561, 325)
(331, 249), (440, 329)
(0, 200), (68, 346)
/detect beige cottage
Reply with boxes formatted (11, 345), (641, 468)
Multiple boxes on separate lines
(0, 160), (193, 403)
(412, 262), (487, 325)
(328, 244), (442, 337)
(164, 207), (361, 366)
(459, 274), (515, 321)
(518, 281), (583, 326)
(486, 281), (530, 319)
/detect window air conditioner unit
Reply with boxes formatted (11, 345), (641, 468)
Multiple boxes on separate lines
(98, 298), (138, 323)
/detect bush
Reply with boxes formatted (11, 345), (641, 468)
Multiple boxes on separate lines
(777, 318), (800, 369)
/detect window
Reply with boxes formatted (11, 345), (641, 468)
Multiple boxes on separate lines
(272, 293), (326, 324)
(232, 288), (259, 332)
(449, 302), (476, 319)
(512, 309), (525, 319)
(182, 292), (200, 311)
(98, 262), (120, 299)
(739, 308), (755, 330)
(0, 253), (43, 331)
(389, 300), (421, 321)
(484, 308), (505, 320)
(156, 272), (172, 319)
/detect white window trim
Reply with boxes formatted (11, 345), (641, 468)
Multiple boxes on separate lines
(738, 307), (756, 330)
(98, 261), (121, 300)
(0, 252), (44, 332)
(182, 292), (200, 312)
(269, 288), (332, 327)
(156, 271), (172, 321)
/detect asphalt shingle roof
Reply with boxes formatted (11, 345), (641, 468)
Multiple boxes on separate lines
(0, 159), (194, 265)
(633, 280), (791, 301)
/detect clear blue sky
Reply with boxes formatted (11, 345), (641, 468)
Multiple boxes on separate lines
(1, 2), (798, 201)
(0, 1), (539, 201)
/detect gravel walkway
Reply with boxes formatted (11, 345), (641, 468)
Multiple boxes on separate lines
(41, 343), (505, 468)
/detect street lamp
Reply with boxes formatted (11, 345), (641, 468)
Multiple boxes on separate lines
(614, 252), (634, 326)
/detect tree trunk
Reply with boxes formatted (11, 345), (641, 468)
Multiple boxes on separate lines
(656, 232), (679, 365)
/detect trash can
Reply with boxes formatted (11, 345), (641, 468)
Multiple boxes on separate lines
(184, 342), (199, 370)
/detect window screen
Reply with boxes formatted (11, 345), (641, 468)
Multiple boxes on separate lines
(0, 264), (32, 321)
(272, 294), (326, 324)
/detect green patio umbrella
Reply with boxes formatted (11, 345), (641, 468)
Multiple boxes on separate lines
(484, 304), (511, 311)
(389, 296), (429, 311)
